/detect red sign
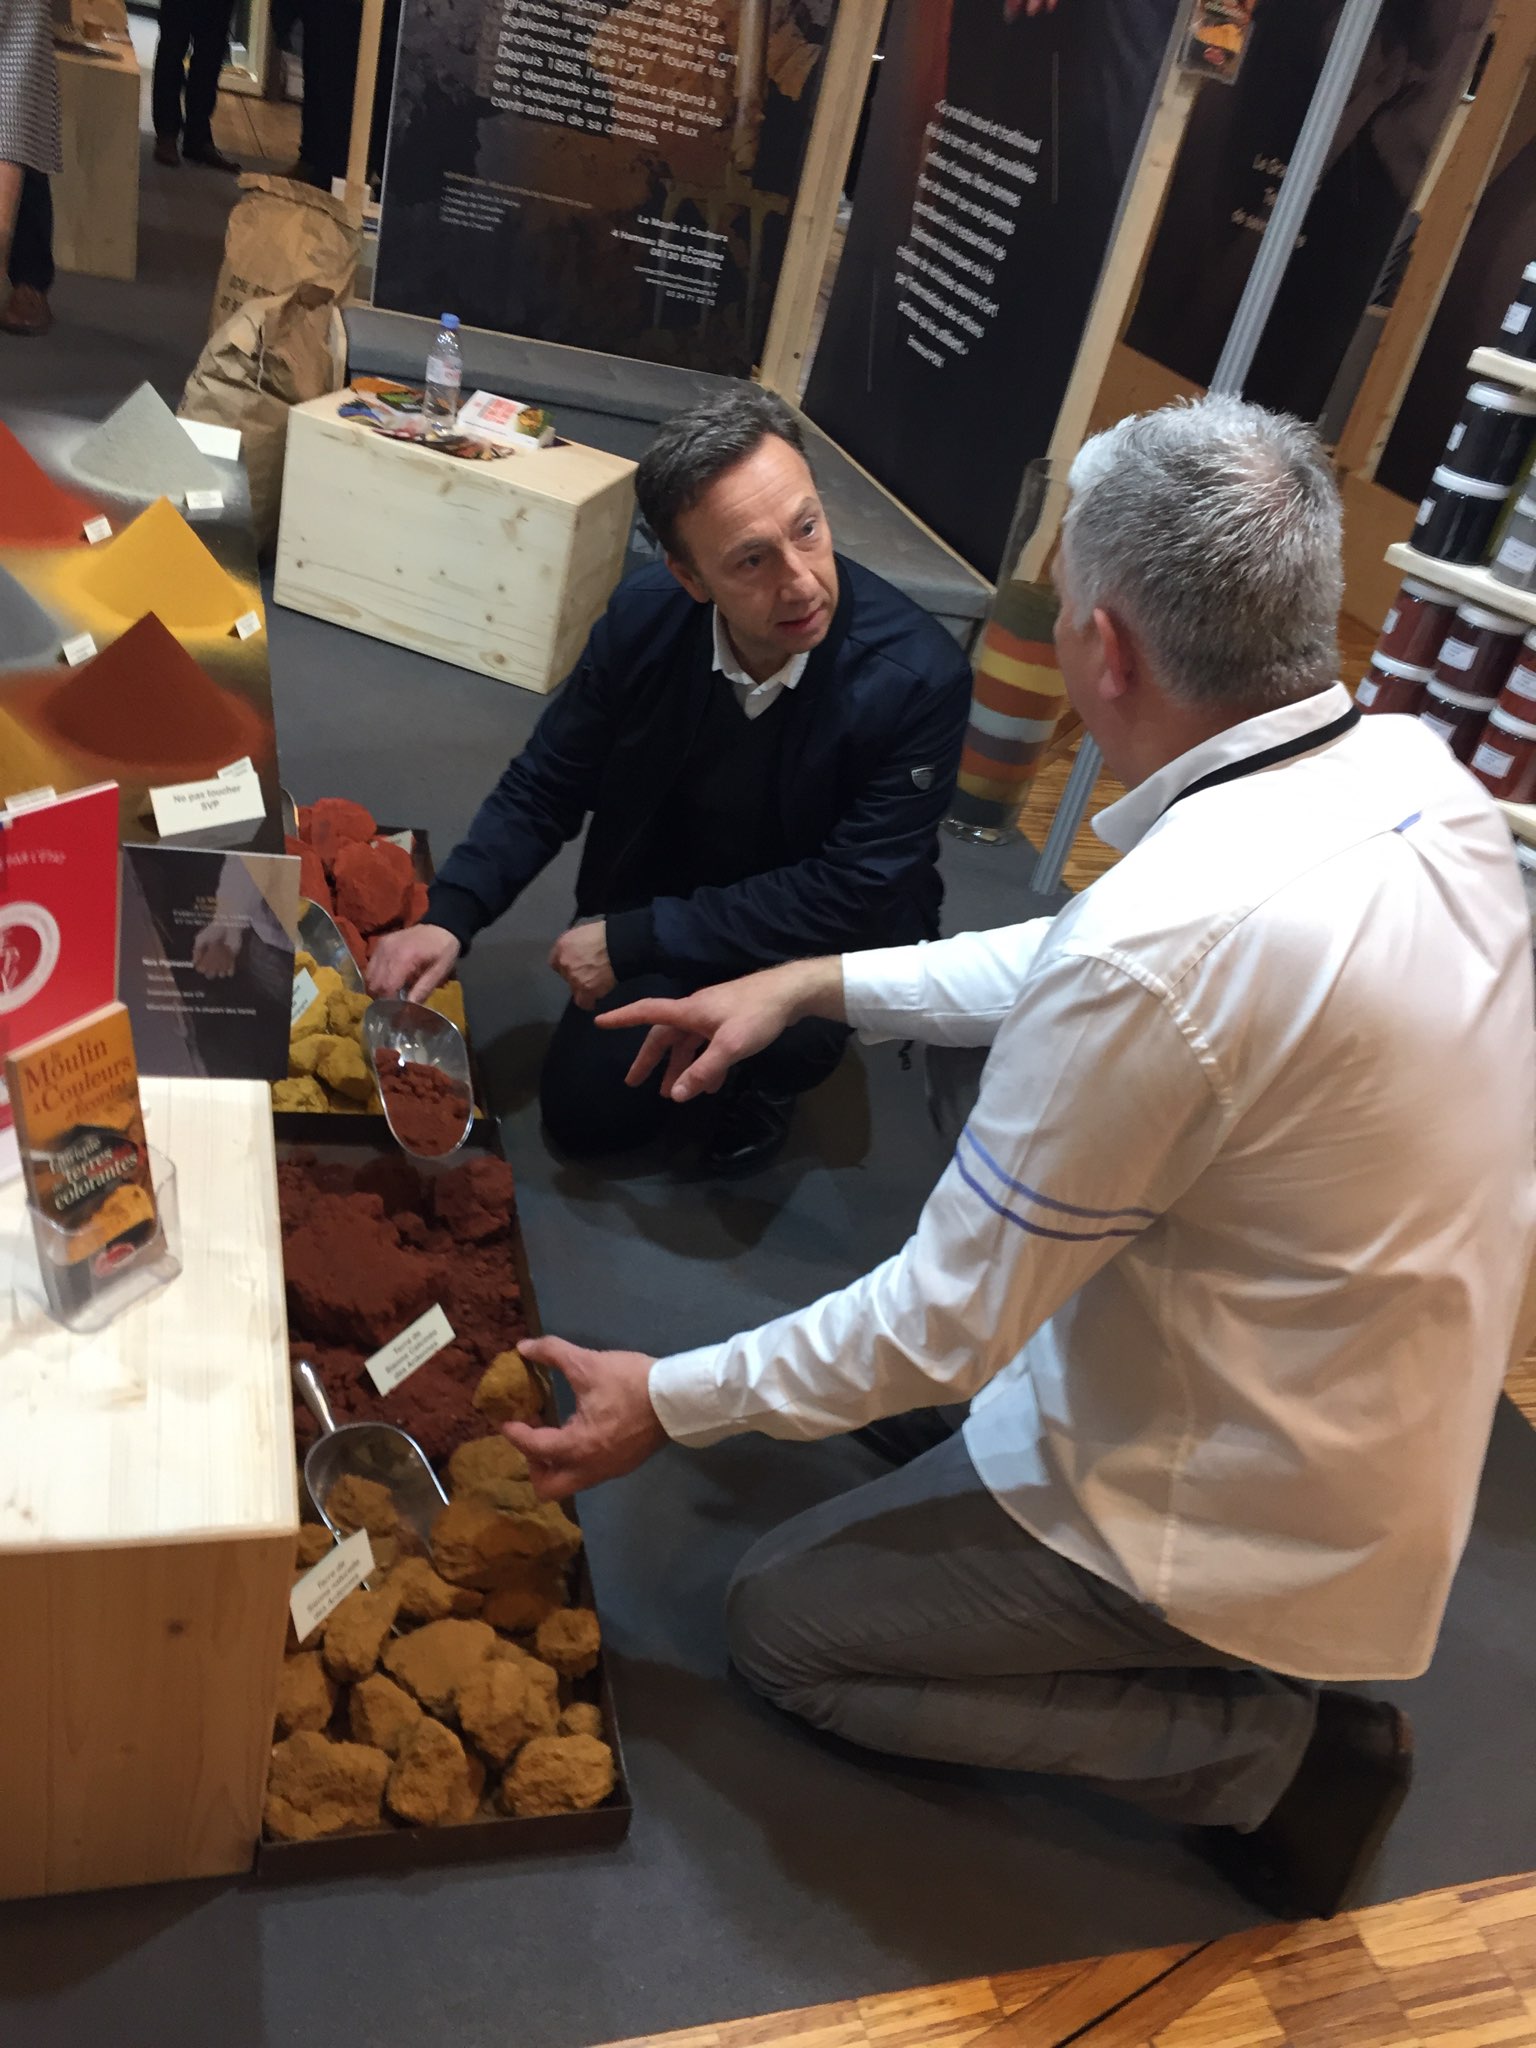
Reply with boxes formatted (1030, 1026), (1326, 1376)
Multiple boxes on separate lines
(0, 784), (120, 1139)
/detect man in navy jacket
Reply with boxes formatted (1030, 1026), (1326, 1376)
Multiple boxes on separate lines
(370, 389), (973, 1173)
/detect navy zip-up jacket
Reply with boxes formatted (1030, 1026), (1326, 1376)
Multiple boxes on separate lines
(426, 554), (974, 982)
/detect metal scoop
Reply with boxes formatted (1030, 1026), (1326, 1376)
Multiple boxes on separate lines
(280, 786), (300, 837)
(293, 1356), (448, 1551)
(298, 896), (366, 995)
(363, 994), (474, 1159)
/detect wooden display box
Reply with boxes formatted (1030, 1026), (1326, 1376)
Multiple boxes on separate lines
(273, 397), (637, 693)
(0, 1080), (297, 1901)
(262, 1117), (631, 1873)
(54, 29), (139, 283)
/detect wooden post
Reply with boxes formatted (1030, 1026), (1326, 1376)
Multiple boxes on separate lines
(757, 0), (886, 398)
(345, 0), (388, 222)
(1012, 64), (1199, 583)
(1334, 2), (1536, 482)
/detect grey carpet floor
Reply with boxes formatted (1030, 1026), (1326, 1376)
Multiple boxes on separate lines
(3, 136), (1535, 2048)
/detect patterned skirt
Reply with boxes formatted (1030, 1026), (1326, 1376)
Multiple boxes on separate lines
(0, 0), (63, 175)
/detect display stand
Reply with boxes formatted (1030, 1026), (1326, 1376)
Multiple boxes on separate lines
(53, 31), (140, 283)
(274, 393), (638, 692)
(0, 1078), (296, 1902)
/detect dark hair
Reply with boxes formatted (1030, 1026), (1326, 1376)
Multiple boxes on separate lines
(636, 389), (807, 558)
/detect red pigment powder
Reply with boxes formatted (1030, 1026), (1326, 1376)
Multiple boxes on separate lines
(286, 834), (331, 910)
(281, 1150), (526, 1464)
(41, 611), (255, 769)
(307, 796), (375, 867)
(375, 1050), (470, 1156)
(0, 424), (98, 546)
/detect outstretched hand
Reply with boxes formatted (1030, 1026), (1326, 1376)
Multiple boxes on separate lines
(503, 1336), (665, 1499)
(599, 958), (831, 1103)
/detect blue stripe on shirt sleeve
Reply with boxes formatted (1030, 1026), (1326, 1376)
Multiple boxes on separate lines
(960, 1126), (1158, 1222)
(955, 1153), (1150, 1244)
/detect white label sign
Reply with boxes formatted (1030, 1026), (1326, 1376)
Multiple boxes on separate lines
(1472, 742), (1514, 779)
(366, 1303), (455, 1395)
(289, 1527), (375, 1641)
(180, 418), (242, 459)
(1355, 677), (1378, 706)
(61, 632), (97, 666)
(1496, 537), (1536, 577)
(233, 609), (263, 640)
(291, 965), (320, 1025)
(83, 515), (112, 544)
(1420, 714), (1457, 745)
(1507, 664), (1536, 707)
(4, 785), (56, 813)
(1502, 301), (1532, 337)
(184, 488), (224, 513)
(1417, 497), (1434, 524)
(1438, 637), (1475, 671)
(150, 756), (265, 835)
(383, 828), (415, 853)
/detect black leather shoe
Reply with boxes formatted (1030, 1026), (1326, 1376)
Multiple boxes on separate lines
(700, 1086), (794, 1176)
(1197, 1691), (1413, 1921)
(153, 136), (179, 167)
(183, 143), (241, 173)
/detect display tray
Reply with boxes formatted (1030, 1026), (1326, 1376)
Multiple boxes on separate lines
(259, 1116), (631, 1877)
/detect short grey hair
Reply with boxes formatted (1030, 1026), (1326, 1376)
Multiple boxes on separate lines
(636, 388), (808, 559)
(1059, 396), (1342, 710)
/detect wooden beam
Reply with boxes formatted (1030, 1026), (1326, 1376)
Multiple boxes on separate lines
(1012, 63), (1199, 584)
(1334, 2), (1536, 482)
(345, 0), (387, 223)
(757, 0), (886, 399)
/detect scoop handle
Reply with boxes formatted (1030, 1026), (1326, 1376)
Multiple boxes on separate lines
(292, 1356), (337, 1435)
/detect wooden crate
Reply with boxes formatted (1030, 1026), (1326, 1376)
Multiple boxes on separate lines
(53, 36), (139, 284)
(274, 396), (638, 693)
(0, 1079), (297, 1901)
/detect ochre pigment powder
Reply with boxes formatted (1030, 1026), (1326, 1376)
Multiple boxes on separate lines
(0, 425), (98, 546)
(281, 1150), (524, 1462)
(78, 496), (246, 630)
(41, 611), (257, 769)
(375, 1051), (470, 1156)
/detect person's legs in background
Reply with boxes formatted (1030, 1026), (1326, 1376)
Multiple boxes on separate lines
(151, 0), (196, 162)
(180, 0), (240, 169)
(703, 1012), (852, 1175)
(2, 168), (54, 336)
(296, 0), (360, 186)
(726, 1428), (1412, 1920)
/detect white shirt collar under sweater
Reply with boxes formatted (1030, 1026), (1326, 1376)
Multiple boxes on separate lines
(711, 607), (810, 721)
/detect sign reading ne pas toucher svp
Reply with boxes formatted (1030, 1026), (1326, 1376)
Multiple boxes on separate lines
(803, 0), (1181, 582)
(373, 0), (832, 376)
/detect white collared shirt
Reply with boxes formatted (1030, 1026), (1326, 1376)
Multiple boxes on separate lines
(650, 687), (1536, 1680)
(712, 607), (809, 720)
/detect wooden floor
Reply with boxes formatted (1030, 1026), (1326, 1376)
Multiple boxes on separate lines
(209, 86), (301, 167)
(610, 1874), (1536, 2048)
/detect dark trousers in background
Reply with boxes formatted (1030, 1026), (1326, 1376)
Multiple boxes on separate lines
(299, 0), (401, 183)
(152, 0), (238, 151)
(540, 971), (851, 1158)
(8, 170), (53, 293)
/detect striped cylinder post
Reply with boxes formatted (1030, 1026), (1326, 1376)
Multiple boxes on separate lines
(946, 575), (1066, 842)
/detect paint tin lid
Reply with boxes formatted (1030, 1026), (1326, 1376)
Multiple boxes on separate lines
(1425, 680), (1499, 710)
(1453, 602), (1529, 635)
(1466, 380), (1536, 416)
(1370, 652), (1437, 683)
(1430, 466), (1511, 500)
(1399, 576), (1455, 604)
(1489, 706), (1536, 742)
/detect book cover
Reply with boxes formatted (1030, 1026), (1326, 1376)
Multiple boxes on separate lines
(0, 783), (121, 1172)
(6, 1000), (162, 1319)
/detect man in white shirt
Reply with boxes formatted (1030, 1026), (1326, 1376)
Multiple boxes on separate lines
(504, 396), (1536, 1919)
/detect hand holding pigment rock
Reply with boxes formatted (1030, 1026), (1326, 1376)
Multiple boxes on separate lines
(374, 1049), (471, 1157)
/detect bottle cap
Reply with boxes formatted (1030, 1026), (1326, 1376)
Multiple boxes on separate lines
(441, 313), (460, 330)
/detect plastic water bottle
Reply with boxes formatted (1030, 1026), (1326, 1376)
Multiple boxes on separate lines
(423, 313), (462, 428)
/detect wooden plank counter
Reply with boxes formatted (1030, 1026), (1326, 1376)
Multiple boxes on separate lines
(0, 1078), (296, 1900)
